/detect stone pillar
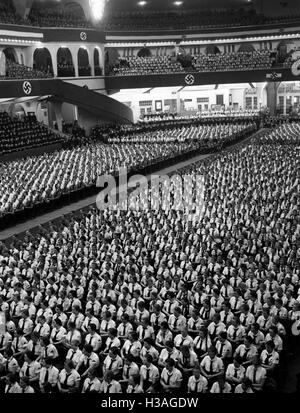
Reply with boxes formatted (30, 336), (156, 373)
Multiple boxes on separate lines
(266, 81), (280, 116)
(51, 101), (63, 131)
(47, 46), (58, 77)
(88, 47), (95, 76)
(69, 46), (79, 78)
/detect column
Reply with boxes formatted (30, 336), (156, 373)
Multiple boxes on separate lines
(266, 81), (280, 116)
(51, 101), (63, 131)
(69, 47), (79, 77)
(48, 46), (58, 77)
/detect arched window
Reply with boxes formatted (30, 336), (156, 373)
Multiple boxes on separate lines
(137, 47), (151, 58)
(57, 47), (75, 77)
(238, 43), (255, 53)
(33, 48), (53, 76)
(94, 48), (101, 76)
(205, 45), (221, 55)
(3, 47), (18, 63)
(78, 48), (90, 76)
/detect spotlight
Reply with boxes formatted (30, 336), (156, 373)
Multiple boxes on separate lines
(138, 1), (147, 6)
(174, 1), (183, 5)
(90, 0), (106, 21)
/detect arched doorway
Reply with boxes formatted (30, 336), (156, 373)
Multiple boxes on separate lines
(205, 45), (221, 55)
(57, 47), (75, 77)
(3, 47), (19, 78)
(94, 48), (102, 75)
(33, 48), (53, 76)
(105, 49), (120, 75)
(137, 47), (152, 58)
(8, 103), (26, 120)
(238, 43), (255, 53)
(3, 47), (18, 63)
(78, 48), (90, 76)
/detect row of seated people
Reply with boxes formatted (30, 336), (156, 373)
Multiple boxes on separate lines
(111, 56), (184, 77)
(106, 122), (255, 144)
(27, 6), (91, 28)
(139, 110), (261, 124)
(0, 127), (298, 393)
(0, 112), (62, 155)
(0, 60), (53, 80)
(0, 139), (207, 216)
(57, 61), (75, 78)
(110, 51), (278, 77)
(192, 51), (275, 72)
(263, 114), (300, 128)
(0, 0), (23, 25)
(104, 9), (300, 31)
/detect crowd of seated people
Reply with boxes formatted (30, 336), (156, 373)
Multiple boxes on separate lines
(104, 9), (300, 31)
(140, 110), (261, 124)
(27, 5), (91, 28)
(110, 51), (280, 77)
(106, 122), (255, 144)
(260, 122), (300, 144)
(0, 112), (62, 155)
(192, 51), (275, 72)
(1, 1), (300, 31)
(1, 60), (53, 80)
(111, 56), (184, 77)
(0, 140), (205, 216)
(0, 126), (298, 393)
(78, 66), (92, 77)
(0, 0), (23, 25)
(57, 61), (75, 78)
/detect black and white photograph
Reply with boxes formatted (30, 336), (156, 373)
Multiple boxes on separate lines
(0, 0), (299, 408)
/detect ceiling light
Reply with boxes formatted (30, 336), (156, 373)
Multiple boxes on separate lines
(90, 0), (106, 21)
(174, 1), (183, 6)
(138, 1), (147, 6)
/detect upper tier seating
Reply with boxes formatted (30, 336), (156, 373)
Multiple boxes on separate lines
(1, 60), (53, 80)
(112, 56), (185, 76)
(109, 51), (280, 77)
(192, 51), (275, 72)
(1, 2), (300, 31)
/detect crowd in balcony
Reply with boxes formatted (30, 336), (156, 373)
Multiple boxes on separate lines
(109, 51), (280, 77)
(0, 112), (62, 156)
(0, 125), (298, 393)
(0, 1), (300, 32)
(104, 9), (300, 31)
(1, 60), (53, 80)
(192, 51), (275, 72)
(0, 0), (23, 25)
(57, 60), (75, 78)
(27, 6), (91, 28)
(111, 56), (184, 77)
